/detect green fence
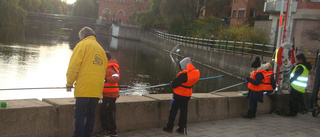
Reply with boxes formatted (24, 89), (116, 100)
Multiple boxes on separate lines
(149, 28), (275, 61)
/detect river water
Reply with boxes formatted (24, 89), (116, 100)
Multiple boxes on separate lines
(0, 23), (246, 100)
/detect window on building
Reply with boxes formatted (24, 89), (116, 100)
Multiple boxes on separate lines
(250, 9), (255, 17)
(232, 9), (237, 18)
(103, 9), (111, 14)
(234, 0), (238, 3)
(238, 9), (245, 18)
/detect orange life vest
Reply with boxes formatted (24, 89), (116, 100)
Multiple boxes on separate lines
(103, 60), (120, 98)
(247, 70), (274, 92)
(173, 63), (200, 97)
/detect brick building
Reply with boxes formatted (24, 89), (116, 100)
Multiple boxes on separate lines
(230, 0), (266, 26)
(98, 0), (149, 24)
(262, 0), (320, 56)
(230, 0), (319, 57)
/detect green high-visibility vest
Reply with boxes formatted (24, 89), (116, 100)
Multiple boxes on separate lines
(290, 64), (309, 93)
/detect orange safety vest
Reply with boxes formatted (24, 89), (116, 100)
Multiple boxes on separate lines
(247, 70), (274, 92)
(173, 63), (200, 97)
(103, 61), (120, 98)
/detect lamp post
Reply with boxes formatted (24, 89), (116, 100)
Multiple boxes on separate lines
(225, 17), (230, 50)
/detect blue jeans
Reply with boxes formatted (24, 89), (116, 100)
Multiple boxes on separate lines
(73, 97), (99, 137)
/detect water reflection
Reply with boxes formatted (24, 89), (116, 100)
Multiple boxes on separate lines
(0, 24), (247, 100)
(110, 37), (118, 50)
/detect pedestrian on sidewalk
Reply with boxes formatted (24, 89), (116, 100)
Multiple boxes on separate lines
(209, 35), (216, 50)
(285, 53), (312, 117)
(244, 58), (276, 118)
(66, 26), (108, 137)
(96, 52), (120, 137)
(163, 57), (200, 134)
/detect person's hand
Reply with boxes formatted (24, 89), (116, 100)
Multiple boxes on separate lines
(246, 77), (250, 82)
(169, 81), (173, 88)
(66, 85), (73, 92)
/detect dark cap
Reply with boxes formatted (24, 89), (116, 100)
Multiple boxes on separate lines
(105, 51), (111, 60)
(251, 57), (261, 68)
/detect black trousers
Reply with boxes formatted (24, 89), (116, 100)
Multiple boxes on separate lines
(166, 98), (189, 129)
(100, 97), (117, 131)
(249, 99), (258, 110)
(289, 87), (305, 114)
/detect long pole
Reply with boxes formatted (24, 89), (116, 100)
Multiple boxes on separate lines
(310, 53), (320, 109)
(209, 81), (247, 94)
(273, 0), (286, 93)
(0, 86), (129, 91)
(120, 75), (224, 93)
(267, 70), (290, 76)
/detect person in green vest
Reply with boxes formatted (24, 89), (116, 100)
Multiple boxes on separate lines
(286, 53), (312, 117)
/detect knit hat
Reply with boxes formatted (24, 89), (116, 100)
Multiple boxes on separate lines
(251, 57), (261, 68)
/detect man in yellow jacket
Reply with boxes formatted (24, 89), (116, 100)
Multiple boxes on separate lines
(66, 26), (108, 137)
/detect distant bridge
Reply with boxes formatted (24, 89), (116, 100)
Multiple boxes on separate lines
(26, 12), (97, 25)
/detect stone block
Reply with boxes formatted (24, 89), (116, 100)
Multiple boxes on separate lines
(215, 92), (249, 118)
(43, 98), (76, 137)
(143, 94), (172, 127)
(257, 94), (273, 114)
(0, 99), (56, 136)
(144, 94), (198, 127)
(192, 93), (228, 122)
(115, 95), (159, 132)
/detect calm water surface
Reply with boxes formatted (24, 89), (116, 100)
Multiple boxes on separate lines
(0, 24), (246, 100)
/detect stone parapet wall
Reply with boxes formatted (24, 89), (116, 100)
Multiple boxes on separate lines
(139, 31), (254, 79)
(0, 92), (294, 137)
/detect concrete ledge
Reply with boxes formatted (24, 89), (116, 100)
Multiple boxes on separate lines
(115, 95), (159, 132)
(143, 94), (198, 127)
(215, 91), (251, 117)
(43, 98), (76, 137)
(0, 92), (292, 137)
(192, 93), (229, 121)
(0, 99), (56, 136)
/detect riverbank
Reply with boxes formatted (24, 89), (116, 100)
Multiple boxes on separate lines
(0, 91), (295, 136)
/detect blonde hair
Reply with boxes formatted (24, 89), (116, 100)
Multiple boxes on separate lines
(258, 62), (272, 71)
(78, 26), (96, 39)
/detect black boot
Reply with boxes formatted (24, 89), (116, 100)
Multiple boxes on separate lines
(176, 127), (184, 134)
(252, 109), (257, 118)
(163, 127), (173, 133)
(284, 112), (297, 117)
(243, 109), (255, 119)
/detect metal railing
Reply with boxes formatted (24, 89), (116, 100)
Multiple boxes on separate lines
(149, 29), (275, 60)
(27, 12), (97, 24)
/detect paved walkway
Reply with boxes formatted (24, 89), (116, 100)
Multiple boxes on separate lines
(118, 113), (320, 137)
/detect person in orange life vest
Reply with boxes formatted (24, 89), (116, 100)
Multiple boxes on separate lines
(244, 61), (276, 119)
(163, 57), (200, 134)
(97, 51), (120, 137)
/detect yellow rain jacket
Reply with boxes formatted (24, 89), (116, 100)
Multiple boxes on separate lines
(66, 36), (108, 99)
